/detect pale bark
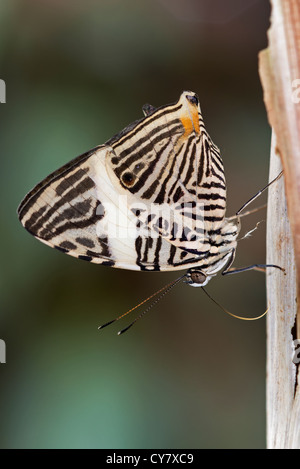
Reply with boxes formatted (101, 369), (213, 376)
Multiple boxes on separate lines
(266, 134), (298, 448)
(258, 0), (300, 448)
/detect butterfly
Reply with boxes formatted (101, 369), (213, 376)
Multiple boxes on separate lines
(18, 90), (282, 320)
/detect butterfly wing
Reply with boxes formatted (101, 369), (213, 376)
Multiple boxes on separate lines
(18, 91), (233, 273)
(106, 91), (227, 256)
(18, 144), (204, 271)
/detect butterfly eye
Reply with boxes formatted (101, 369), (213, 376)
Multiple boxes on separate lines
(190, 270), (206, 284)
(186, 94), (199, 106)
(186, 268), (207, 286)
(122, 172), (136, 187)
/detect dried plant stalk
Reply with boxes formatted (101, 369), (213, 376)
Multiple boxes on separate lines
(259, 0), (300, 449)
(266, 135), (298, 448)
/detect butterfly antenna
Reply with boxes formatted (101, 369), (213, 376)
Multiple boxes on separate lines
(98, 274), (185, 334)
(201, 287), (269, 321)
(236, 171), (283, 216)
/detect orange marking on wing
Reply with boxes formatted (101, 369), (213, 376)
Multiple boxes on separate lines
(180, 107), (200, 139)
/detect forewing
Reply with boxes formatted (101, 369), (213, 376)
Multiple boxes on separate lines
(106, 91), (227, 255)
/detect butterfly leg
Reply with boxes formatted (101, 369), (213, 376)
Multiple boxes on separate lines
(227, 204), (267, 221)
(222, 263), (285, 276)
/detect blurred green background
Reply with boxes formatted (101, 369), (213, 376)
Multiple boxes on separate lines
(0, 0), (272, 449)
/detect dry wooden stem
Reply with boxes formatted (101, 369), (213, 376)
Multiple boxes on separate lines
(266, 135), (298, 448)
(259, 0), (300, 449)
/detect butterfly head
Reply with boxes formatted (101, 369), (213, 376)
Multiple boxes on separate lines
(185, 268), (212, 287)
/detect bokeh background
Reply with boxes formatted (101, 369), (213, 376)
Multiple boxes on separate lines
(0, 0), (272, 449)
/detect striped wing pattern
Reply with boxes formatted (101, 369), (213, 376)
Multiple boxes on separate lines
(18, 91), (239, 276)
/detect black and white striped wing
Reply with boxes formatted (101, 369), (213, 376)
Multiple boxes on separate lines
(18, 144), (202, 271)
(107, 91), (227, 255)
(18, 91), (233, 272)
